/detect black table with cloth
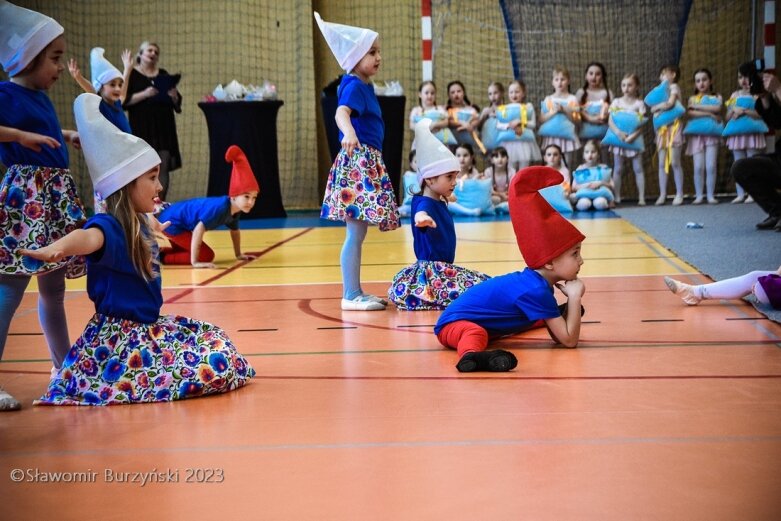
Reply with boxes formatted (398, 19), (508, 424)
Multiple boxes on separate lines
(197, 100), (286, 218)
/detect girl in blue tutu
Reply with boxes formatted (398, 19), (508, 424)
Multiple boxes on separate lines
(388, 121), (489, 310)
(21, 94), (254, 406)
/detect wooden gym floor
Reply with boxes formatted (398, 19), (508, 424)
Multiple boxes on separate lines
(1, 214), (780, 520)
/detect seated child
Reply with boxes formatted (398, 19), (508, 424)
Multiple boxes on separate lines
(398, 149), (418, 218)
(570, 140), (614, 211)
(483, 146), (511, 213)
(157, 145), (259, 267)
(664, 266), (781, 309)
(449, 143), (494, 216)
(389, 120), (489, 310)
(540, 144), (573, 214)
(434, 166), (587, 372)
(21, 93), (254, 405)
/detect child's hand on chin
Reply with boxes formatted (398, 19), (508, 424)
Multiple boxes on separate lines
(555, 278), (585, 298)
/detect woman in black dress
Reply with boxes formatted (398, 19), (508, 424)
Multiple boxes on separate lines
(123, 41), (182, 199)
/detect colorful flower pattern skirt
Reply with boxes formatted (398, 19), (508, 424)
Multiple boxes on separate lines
(35, 313), (255, 406)
(389, 260), (489, 310)
(321, 145), (400, 232)
(0, 164), (86, 278)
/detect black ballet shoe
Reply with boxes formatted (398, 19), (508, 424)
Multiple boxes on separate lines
(456, 350), (518, 373)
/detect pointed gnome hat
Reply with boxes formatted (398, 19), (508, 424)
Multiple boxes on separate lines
(313, 11), (378, 73)
(225, 145), (259, 197)
(414, 119), (459, 185)
(74, 93), (160, 200)
(508, 166), (585, 269)
(90, 47), (122, 92)
(0, 0), (64, 77)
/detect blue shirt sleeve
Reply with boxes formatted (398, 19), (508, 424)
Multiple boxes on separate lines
(84, 214), (124, 267)
(338, 77), (366, 116)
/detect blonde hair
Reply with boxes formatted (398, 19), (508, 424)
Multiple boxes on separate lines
(135, 41), (160, 64)
(553, 66), (571, 81)
(104, 184), (159, 281)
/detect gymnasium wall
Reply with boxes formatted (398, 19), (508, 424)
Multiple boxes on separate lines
(5, 1), (775, 208)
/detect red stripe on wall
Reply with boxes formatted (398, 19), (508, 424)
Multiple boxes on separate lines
(422, 39), (432, 60)
(765, 23), (776, 45)
(421, 0), (431, 17)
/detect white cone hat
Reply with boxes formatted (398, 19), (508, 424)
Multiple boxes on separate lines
(313, 11), (377, 73)
(90, 47), (122, 92)
(74, 93), (160, 200)
(0, 0), (63, 76)
(414, 119), (459, 185)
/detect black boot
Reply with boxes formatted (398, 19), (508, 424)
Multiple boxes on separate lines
(456, 350), (518, 373)
(756, 215), (780, 230)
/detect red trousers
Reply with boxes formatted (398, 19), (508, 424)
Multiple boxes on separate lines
(437, 319), (546, 356)
(160, 232), (214, 265)
(437, 320), (489, 356)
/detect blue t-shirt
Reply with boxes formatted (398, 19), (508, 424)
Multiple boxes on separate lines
(0, 82), (68, 168)
(99, 99), (131, 134)
(411, 195), (456, 263)
(434, 268), (560, 336)
(85, 214), (163, 324)
(158, 195), (239, 236)
(337, 74), (384, 151)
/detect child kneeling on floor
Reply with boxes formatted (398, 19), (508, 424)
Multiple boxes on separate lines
(21, 94), (255, 405)
(156, 145), (259, 268)
(434, 166), (587, 372)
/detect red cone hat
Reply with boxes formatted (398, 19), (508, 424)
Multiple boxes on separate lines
(508, 166), (585, 268)
(226, 145), (259, 197)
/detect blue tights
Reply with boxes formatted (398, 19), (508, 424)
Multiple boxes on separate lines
(0, 270), (71, 368)
(340, 218), (368, 300)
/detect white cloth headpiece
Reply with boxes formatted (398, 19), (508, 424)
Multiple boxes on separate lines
(313, 11), (377, 73)
(74, 93), (160, 200)
(414, 119), (459, 185)
(90, 47), (122, 92)
(0, 0), (63, 77)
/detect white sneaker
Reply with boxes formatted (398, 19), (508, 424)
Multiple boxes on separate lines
(655, 195), (666, 206)
(692, 197), (704, 205)
(672, 195), (684, 206)
(745, 195), (754, 204)
(341, 295), (386, 311)
(0, 387), (21, 411)
(664, 276), (702, 306)
(707, 198), (719, 205)
(731, 195), (745, 204)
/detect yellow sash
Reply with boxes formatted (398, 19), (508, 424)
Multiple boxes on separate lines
(657, 118), (681, 173)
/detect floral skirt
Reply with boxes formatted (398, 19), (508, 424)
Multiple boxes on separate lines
(35, 313), (255, 406)
(388, 260), (489, 311)
(0, 164), (86, 278)
(321, 145), (400, 232)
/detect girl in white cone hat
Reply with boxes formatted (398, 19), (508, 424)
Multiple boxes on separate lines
(314, 12), (400, 311)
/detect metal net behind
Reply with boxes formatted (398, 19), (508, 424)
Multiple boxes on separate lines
(6, 0), (319, 210)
